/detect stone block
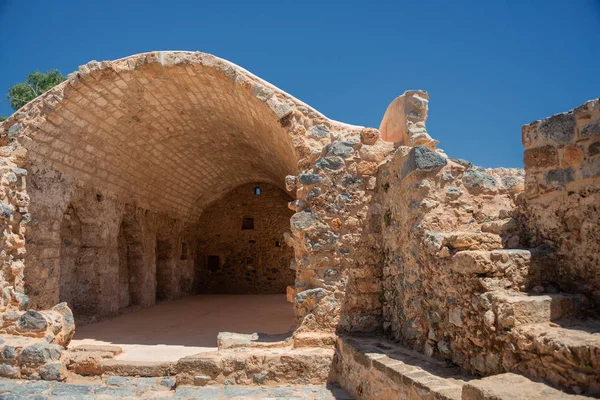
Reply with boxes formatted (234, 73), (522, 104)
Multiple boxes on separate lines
(462, 168), (498, 192)
(315, 156), (344, 171)
(560, 145), (584, 167)
(403, 146), (447, 178)
(325, 141), (355, 158)
(588, 141), (600, 157)
(544, 168), (574, 185)
(524, 145), (558, 169)
(20, 342), (62, 365)
(39, 361), (66, 381)
(16, 310), (48, 331)
(581, 120), (600, 138)
(488, 292), (586, 330)
(297, 173), (323, 186)
(100, 360), (173, 377)
(309, 125), (330, 139)
(194, 375), (211, 386)
(462, 373), (587, 399)
(538, 112), (576, 144)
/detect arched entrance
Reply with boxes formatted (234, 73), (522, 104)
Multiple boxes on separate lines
(2, 51), (388, 360)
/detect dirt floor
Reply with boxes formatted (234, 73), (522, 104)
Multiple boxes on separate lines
(69, 294), (295, 361)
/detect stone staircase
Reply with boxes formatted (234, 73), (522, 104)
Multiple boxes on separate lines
(336, 335), (589, 399)
(449, 233), (600, 396)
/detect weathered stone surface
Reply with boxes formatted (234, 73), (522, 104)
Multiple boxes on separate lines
(506, 320), (600, 396)
(315, 156), (344, 170)
(486, 292), (585, 330)
(309, 125), (330, 139)
(325, 141), (355, 159)
(100, 360), (173, 377)
(336, 335), (466, 400)
(403, 146), (447, 177)
(581, 120), (600, 137)
(16, 310), (47, 331)
(524, 145), (559, 168)
(538, 112), (576, 144)
(545, 168), (574, 185)
(462, 168), (498, 192)
(38, 362), (65, 381)
(298, 173), (324, 185)
(20, 342), (62, 365)
(463, 373), (587, 399)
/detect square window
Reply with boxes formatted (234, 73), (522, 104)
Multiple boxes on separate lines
(242, 218), (254, 230)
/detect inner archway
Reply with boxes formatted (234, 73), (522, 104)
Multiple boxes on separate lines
(117, 216), (145, 311)
(195, 182), (295, 295)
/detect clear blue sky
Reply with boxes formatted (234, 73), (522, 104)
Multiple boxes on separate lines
(1, 0), (598, 167)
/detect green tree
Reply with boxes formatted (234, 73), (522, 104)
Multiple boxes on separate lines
(0, 116), (6, 122)
(7, 70), (65, 110)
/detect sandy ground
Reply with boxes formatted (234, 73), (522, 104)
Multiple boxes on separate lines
(69, 294), (295, 361)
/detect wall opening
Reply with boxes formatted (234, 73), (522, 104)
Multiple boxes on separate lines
(195, 183), (295, 294)
(59, 205), (99, 321)
(242, 218), (255, 230)
(207, 255), (220, 272)
(117, 218), (145, 310)
(155, 240), (172, 302)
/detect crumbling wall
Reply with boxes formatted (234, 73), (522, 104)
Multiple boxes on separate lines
(286, 126), (393, 337)
(521, 99), (600, 306)
(195, 183), (295, 294)
(379, 143), (525, 375)
(376, 90), (533, 375)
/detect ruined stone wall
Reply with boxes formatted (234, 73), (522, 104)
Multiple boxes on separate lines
(287, 126), (393, 338)
(522, 99), (600, 306)
(195, 183), (295, 294)
(379, 141), (526, 375)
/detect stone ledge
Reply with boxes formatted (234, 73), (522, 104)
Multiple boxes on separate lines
(336, 335), (467, 400)
(462, 373), (589, 399)
(100, 360), (174, 377)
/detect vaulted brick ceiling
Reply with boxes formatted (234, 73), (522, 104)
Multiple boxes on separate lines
(20, 53), (299, 221)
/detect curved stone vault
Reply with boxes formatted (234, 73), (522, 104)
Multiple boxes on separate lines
(0, 51), (390, 334)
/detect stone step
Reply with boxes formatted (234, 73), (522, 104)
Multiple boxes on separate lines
(483, 292), (588, 331)
(100, 360), (173, 377)
(506, 319), (600, 396)
(336, 335), (468, 400)
(462, 372), (589, 399)
(451, 247), (558, 291)
(451, 249), (533, 276)
(440, 231), (504, 251)
(451, 249), (534, 291)
(174, 346), (334, 386)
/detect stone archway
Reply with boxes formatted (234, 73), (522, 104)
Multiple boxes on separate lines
(59, 204), (99, 319)
(117, 215), (145, 310)
(0, 51), (392, 348)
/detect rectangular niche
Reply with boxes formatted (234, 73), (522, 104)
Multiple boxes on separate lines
(241, 217), (254, 230)
(207, 255), (220, 272)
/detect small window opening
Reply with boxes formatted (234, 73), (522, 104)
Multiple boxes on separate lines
(207, 255), (220, 272)
(254, 186), (261, 195)
(242, 218), (254, 230)
(181, 242), (188, 260)
(275, 241), (281, 247)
